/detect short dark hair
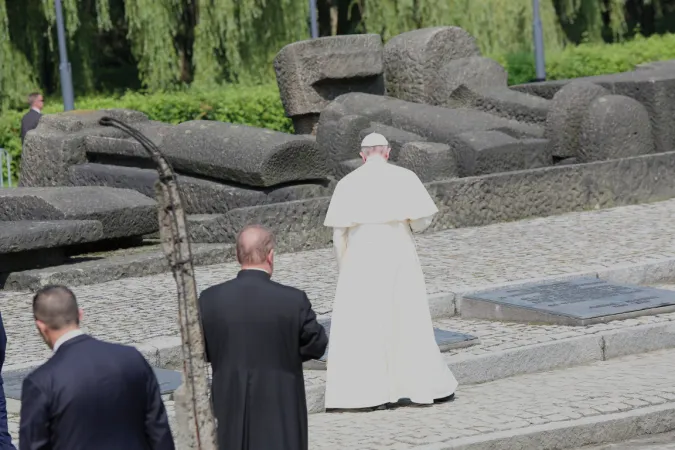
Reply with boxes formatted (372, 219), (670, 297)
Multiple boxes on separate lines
(236, 225), (276, 265)
(33, 285), (80, 330)
(27, 92), (42, 106)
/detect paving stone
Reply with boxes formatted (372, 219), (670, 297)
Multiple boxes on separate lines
(4, 200), (675, 370)
(304, 349), (675, 448)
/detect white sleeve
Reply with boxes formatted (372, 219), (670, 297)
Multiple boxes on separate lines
(409, 216), (433, 233)
(332, 227), (348, 270)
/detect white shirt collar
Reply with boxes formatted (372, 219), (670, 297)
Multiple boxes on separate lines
(53, 329), (84, 352)
(31, 107), (41, 114)
(245, 268), (270, 274)
(366, 154), (387, 164)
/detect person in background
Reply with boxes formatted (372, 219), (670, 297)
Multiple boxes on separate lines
(19, 285), (174, 450)
(199, 225), (328, 450)
(20, 93), (43, 143)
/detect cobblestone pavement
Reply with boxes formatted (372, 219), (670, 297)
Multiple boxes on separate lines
(307, 349), (675, 449)
(3, 200), (675, 367)
(8, 349), (675, 449)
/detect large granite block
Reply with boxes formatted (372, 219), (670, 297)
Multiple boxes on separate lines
(0, 220), (103, 254)
(448, 86), (550, 125)
(514, 69), (675, 154)
(579, 95), (654, 162)
(428, 56), (508, 107)
(315, 104), (373, 165)
(69, 163), (334, 214)
(384, 27), (480, 104)
(457, 131), (551, 176)
(274, 34), (385, 134)
(544, 81), (610, 159)
(20, 109), (150, 187)
(463, 278), (675, 326)
(0, 187), (157, 239)
(397, 142), (459, 182)
(332, 93), (544, 145)
(86, 122), (331, 187)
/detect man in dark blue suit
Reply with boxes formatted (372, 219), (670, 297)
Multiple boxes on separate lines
(19, 285), (175, 450)
(0, 312), (16, 449)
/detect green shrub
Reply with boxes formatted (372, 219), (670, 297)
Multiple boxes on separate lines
(0, 84), (292, 183)
(499, 33), (675, 85)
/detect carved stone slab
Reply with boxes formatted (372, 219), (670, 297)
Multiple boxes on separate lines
(303, 318), (478, 370)
(3, 366), (182, 400)
(463, 278), (675, 326)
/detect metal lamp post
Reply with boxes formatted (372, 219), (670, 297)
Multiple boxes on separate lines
(309, 0), (318, 38)
(54, 0), (75, 111)
(532, 0), (546, 81)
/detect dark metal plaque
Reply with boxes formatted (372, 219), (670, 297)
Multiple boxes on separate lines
(2, 366), (182, 400)
(466, 277), (675, 320)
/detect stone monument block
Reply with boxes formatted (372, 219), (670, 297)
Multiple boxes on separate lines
(544, 81), (610, 159)
(457, 130), (551, 176)
(428, 56), (508, 107)
(0, 220), (104, 273)
(88, 121), (331, 187)
(0, 187), (158, 239)
(384, 26), (481, 104)
(448, 85), (550, 125)
(69, 163), (333, 215)
(462, 278), (675, 326)
(358, 123), (426, 161)
(579, 95), (655, 162)
(303, 318), (478, 369)
(274, 34), (385, 134)
(315, 103), (373, 166)
(20, 109), (150, 187)
(397, 142), (459, 182)
(333, 93), (544, 147)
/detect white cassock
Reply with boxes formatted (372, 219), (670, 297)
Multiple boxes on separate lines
(323, 155), (458, 409)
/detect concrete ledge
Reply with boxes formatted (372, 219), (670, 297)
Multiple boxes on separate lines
(2, 244), (235, 291)
(425, 402), (675, 450)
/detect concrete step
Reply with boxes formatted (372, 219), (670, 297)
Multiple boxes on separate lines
(307, 348), (675, 449)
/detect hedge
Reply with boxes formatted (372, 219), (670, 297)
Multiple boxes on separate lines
(3, 32), (675, 184)
(0, 85), (292, 184)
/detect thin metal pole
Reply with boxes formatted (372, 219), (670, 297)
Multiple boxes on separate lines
(54, 0), (75, 111)
(532, 0), (546, 81)
(0, 150), (4, 188)
(7, 153), (12, 187)
(309, 0), (319, 38)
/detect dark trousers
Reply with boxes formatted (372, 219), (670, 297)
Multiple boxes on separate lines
(0, 314), (15, 449)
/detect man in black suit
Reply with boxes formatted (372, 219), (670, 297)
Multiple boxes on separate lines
(19, 285), (175, 450)
(20, 93), (43, 143)
(199, 225), (328, 450)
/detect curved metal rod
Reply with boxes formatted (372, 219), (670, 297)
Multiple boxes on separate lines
(99, 117), (217, 449)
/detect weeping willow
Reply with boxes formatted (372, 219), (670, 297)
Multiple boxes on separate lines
(360, 0), (633, 56)
(0, 0), (671, 111)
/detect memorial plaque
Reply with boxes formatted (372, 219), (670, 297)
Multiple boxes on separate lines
(463, 277), (675, 326)
(3, 366), (182, 400)
(303, 318), (478, 370)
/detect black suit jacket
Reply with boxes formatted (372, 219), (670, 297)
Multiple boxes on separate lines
(199, 270), (328, 450)
(20, 110), (41, 142)
(19, 334), (174, 450)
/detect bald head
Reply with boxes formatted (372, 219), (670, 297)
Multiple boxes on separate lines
(236, 225), (276, 265)
(33, 285), (80, 330)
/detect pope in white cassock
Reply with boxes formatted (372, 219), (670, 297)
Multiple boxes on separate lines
(323, 132), (458, 410)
